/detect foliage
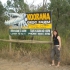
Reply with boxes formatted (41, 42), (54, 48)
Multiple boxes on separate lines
(0, 1), (7, 29)
(0, 1), (5, 15)
(48, 0), (70, 38)
(6, 0), (30, 13)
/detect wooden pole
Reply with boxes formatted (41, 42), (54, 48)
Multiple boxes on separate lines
(0, 39), (52, 44)
(9, 35), (12, 53)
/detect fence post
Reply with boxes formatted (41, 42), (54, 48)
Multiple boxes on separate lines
(9, 35), (12, 53)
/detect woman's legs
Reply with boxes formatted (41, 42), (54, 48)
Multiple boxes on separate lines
(56, 61), (60, 67)
(51, 46), (60, 67)
(51, 60), (55, 65)
(56, 47), (60, 67)
(51, 49), (55, 65)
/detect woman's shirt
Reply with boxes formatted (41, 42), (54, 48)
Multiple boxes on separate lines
(53, 36), (59, 45)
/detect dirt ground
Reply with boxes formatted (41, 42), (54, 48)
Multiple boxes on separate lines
(0, 58), (70, 70)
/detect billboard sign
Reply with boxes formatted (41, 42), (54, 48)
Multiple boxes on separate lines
(8, 12), (52, 35)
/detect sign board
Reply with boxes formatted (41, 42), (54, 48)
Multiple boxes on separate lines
(9, 12), (52, 35)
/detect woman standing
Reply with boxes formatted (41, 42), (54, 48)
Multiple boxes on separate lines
(51, 30), (61, 67)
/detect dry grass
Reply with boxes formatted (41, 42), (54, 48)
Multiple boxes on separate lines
(0, 42), (70, 65)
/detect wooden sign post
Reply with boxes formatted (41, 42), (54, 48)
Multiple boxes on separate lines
(9, 35), (12, 53)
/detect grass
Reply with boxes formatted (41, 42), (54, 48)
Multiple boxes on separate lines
(0, 28), (70, 65)
(0, 29), (9, 39)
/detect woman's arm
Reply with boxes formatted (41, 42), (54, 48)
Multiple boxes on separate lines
(57, 36), (61, 49)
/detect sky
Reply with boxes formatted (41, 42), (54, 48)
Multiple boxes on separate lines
(0, 0), (50, 6)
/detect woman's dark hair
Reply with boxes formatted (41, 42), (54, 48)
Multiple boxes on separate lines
(53, 30), (58, 37)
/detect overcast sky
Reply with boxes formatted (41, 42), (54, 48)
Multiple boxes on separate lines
(0, 0), (50, 5)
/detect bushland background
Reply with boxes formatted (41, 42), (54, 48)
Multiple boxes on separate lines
(0, 0), (70, 65)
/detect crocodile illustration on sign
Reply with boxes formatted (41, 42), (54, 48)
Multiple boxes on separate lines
(5, 12), (27, 28)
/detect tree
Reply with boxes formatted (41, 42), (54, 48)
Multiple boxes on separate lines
(0, 1), (5, 16)
(6, 0), (30, 13)
(0, 1), (6, 29)
(48, 0), (70, 34)
(48, 0), (70, 41)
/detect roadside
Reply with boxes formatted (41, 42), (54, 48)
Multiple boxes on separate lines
(0, 58), (70, 70)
